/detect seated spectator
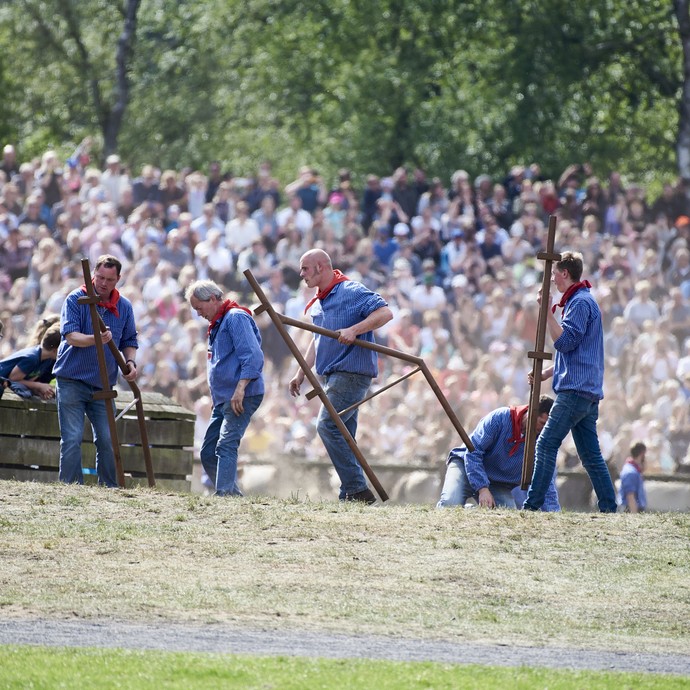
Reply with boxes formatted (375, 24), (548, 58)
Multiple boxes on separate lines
(623, 279), (660, 333)
(191, 202), (224, 244)
(159, 169), (186, 220)
(226, 200), (260, 258)
(195, 229), (233, 288)
(416, 177), (448, 220)
(185, 171), (208, 219)
(323, 192), (347, 238)
(1, 227), (33, 283)
(132, 164), (162, 210)
(142, 261), (180, 302)
(410, 260), (447, 319)
(387, 308), (421, 354)
(501, 224), (535, 266)
(101, 154), (129, 207)
(284, 166), (325, 214)
(410, 213), (442, 265)
(275, 224), (306, 273)
(160, 228), (193, 277)
(251, 195), (279, 246)
(372, 225), (399, 273)
(276, 194), (313, 237)
(236, 238), (274, 288)
(17, 194), (46, 231)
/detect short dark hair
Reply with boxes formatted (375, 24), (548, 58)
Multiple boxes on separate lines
(95, 254), (122, 276)
(538, 395), (554, 416)
(630, 442), (646, 459)
(556, 251), (584, 282)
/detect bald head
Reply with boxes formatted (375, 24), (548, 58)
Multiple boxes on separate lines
(299, 249), (334, 291)
(301, 248), (331, 269)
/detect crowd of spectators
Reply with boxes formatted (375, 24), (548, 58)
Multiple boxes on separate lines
(1, 143), (689, 479)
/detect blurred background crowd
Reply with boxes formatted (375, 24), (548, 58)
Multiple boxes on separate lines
(1, 142), (689, 479)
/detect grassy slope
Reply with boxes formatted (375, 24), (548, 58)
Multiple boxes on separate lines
(1, 481), (689, 656)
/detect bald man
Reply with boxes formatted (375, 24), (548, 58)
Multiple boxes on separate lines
(289, 249), (393, 503)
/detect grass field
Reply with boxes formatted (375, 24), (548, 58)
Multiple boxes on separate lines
(1, 480), (689, 687)
(1, 646), (689, 690)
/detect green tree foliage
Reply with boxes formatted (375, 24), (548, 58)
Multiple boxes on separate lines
(0, 0), (684, 185)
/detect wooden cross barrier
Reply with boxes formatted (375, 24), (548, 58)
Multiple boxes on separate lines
(244, 268), (474, 503)
(78, 258), (156, 487)
(521, 215), (561, 490)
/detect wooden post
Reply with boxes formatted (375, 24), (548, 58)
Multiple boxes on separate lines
(92, 312), (156, 487)
(78, 259), (126, 487)
(521, 216), (561, 490)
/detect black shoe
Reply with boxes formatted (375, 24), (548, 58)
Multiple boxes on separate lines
(344, 488), (377, 505)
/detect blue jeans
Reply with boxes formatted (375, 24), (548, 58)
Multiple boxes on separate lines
(437, 458), (516, 508)
(524, 391), (616, 512)
(316, 372), (371, 499)
(56, 377), (118, 488)
(200, 394), (263, 496)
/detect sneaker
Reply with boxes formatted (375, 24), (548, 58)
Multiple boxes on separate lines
(344, 488), (377, 505)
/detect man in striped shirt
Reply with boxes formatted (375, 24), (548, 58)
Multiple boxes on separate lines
(289, 249), (393, 503)
(187, 280), (264, 497)
(437, 396), (560, 510)
(523, 251), (617, 512)
(53, 255), (138, 487)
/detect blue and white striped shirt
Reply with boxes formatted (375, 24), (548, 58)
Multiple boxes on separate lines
(448, 406), (560, 511)
(53, 288), (138, 388)
(207, 308), (264, 408)
(309, 281), (388, 377)
(552, 288), (605, 400)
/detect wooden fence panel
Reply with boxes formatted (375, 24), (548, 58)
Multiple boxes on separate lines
(0, 389), (195, 490)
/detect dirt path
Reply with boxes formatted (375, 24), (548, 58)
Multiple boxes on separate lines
(1, 619), (689, 675)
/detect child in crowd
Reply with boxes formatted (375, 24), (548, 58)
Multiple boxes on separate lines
(0, 323), (61, 400)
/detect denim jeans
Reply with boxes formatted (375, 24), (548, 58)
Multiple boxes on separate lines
(437, 458), (517, 508)
(524, 390), (616, 512)
(316, 371), (372, 499)
(56, 377), (118, 488)
(200, 394), (263, 496)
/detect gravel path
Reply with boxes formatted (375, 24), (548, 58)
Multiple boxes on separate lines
(1, 619), (689, 675)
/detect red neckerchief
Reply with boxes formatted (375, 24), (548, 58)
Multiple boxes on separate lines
(508, 404), (529, 457)
(207, 299), (252, 338)
(626, 458), (643, 474)
(303, 269), (349, 314)
(82, 283), (120, 318)
(552, 280), (592, 314)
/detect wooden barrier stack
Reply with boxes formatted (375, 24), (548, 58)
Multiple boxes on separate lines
(0, 390), (194, 491)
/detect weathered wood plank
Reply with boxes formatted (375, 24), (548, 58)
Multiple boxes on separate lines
(0, 438), (192, 477)
(0, 412), (193, 446)
(115, 446), (193, 476)
(0, 467), (58, 483)
(0, 406), (62, 437)
(117, 418), (194, 446)
(1, 390), (194, 420)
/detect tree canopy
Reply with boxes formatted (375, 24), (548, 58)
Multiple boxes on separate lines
(0, 0), (684, 186)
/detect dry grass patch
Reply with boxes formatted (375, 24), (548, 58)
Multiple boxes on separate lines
(1, 481), (688, 655)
